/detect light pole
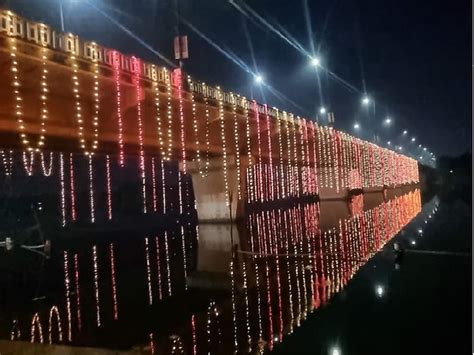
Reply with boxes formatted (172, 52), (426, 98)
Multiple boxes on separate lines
(59, 1), (65, 31)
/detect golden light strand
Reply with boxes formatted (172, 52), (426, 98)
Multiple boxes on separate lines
(145, 237), (153, 305)
(30, 312), (43, 343)
(218, 88), (229, 206)
(63, 251), (72, 341)
(48, 305), (63, 344)
(59, 153), (66, 227)
(0, 150), (13, 176)
(106, 155), (113, 220)
(112, 51), (125, 166)
(166, 70), (173, 161)
(187, 76), (201, 171)
(92, 245), (101, 327)
(110, 243), (119, 320)
(231, 94), (242, 200)
(73, 253), (82, 331)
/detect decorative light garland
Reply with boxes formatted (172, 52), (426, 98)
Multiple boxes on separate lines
(218, 88), (229, 206)
(232, 94), (242, 200)
(30, 312), (43, 343)
(69, 154), (76, 222)
(63, 251), (72, 341)
(155, 236), (163, 300)
(59, 153), (66, 227)
(112, 51), (125, 166)
(187, 76), (200, 172)
(106, 155), (113, 220)
(92, 245), (101, 327)
(202, 84), (211, 177)
(165, 69), (173, 161)
(145, 237), (153, 305)
(110, 243), (119, 320)
(0, 150), (13, 176)
(131, 57), (147, 213)
(40, 152), (53, 176)
(73, 253), (82, 331)
(10, 319), (21, 341)
(22, 151), (34, 176)
(48, 305), (63, 344)
(164, 231), (172, 296)
(88, 156), (95, 223)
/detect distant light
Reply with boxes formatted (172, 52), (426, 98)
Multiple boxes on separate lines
(311, 57), (321, 67)
(449, 170), (453, 173)
(254, 74), (264, 84)
(330, 346), (341, 355)
(387, 141), (391, 145)
(362, 96), (370, 105)
(274, 335), (280, 343)
(403, 130), (408, 135)
(428, 215), (432, 219)
(398, 146), (403, 151)
(375, 284), (385, 297)
(423, 147), (427, 151)
(410, 240), (416, 246)
(411, 137), (416, 142)
(384, 117), (392, 125)
(419, 156), (423, 160)
(417, 229), (423, 234)
(319, 106), (327, 114)
(418, 144), (422, 148)
(353, 123), (360, 130)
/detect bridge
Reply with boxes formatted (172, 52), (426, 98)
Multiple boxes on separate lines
(0, 9), (419, 224)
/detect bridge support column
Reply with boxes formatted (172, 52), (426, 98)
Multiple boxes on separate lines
(186, 155), (250, 223)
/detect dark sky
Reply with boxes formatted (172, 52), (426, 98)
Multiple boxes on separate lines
(3, 0), (471, 157)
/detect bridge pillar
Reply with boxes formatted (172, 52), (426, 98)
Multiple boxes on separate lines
(186, 155), (249, 223)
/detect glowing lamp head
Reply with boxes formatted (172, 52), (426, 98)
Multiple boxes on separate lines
(387, 141), (391, 145)
(411, 137), (416, 142)
(330, 346), (341, 355)
(319, 106), (327, 114)
(398, 146), (403, 151)
(423, 147), (427, 151)
(311, 56), (321, 67)
(375, 284), (384, 297)
(384, 118), (392, 125)
(362, 96), (370, 105)
(353, 123), (360, 130)
(254, 74), (264, 84)
(403, 130), (408, 135)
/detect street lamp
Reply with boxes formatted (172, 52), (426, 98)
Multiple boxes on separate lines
(402, 130), (408, 135)
(311, 56), (321, 67)
(353, 122), (360, 130)
(361, 96), (370, 105)
(254, 74), (264, 84)
(384, 117), (392, 125)
(387, 141), (391, 145)
(319, 106), (327, 114)
(411, 137), (416, 142)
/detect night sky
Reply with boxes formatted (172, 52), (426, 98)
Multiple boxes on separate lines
(3, 0), (471, 157)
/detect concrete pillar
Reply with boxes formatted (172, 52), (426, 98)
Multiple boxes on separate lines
(186, 155), (249, 223)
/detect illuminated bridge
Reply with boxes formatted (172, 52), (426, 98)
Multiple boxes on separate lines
(0, 9), (428, 354)
(0, 9), (419, 223)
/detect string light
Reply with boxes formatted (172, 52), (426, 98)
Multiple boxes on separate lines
(30, 312), (43, 343)
(10, 319), (21, 341)
(241, 259), (252, 347)
(231, 94), (242, 200)
(155, 236), (163, 300)
(164, 231), (172, 296)
(40, 152), (53, 176)
(264, 105), (274, 200)
(110, 243), (119, 319)
(0, 150), (13, 176)
(244, 97), (253, 203)
(73, 253), (82, 331)
(92, 245), (101, 327)
(253, 100), (263, 202)
(161, 160), (167, 214)
(88, 155), (95, 223)
(175, 69), (186, 173)
(218, 88), (229, 206)
(165, 69), (173, 161)
(202, 84), (211, 177)
(63, 251), (72, 341)
(48, 305), (63, 344)
(69, 154), (76, 222)
(170, 335), (185, 355)
(191, 314), (197, 355)
(180, 226), (188, 290)
(70, 43), (99, 155)
(112, 51), (125, 166)
(145, 237), (153, 305)
(149, 333), (156, 355)
(188, 76), (200, 172)
(59, 153), (66, 227)
(230, 258), (238, 350)
(106, 155), (113, 220)
(131, 57), (147, 213)
(22, 151), (34, 176)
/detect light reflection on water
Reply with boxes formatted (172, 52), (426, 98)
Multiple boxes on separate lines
(0, 186), (430, 354)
